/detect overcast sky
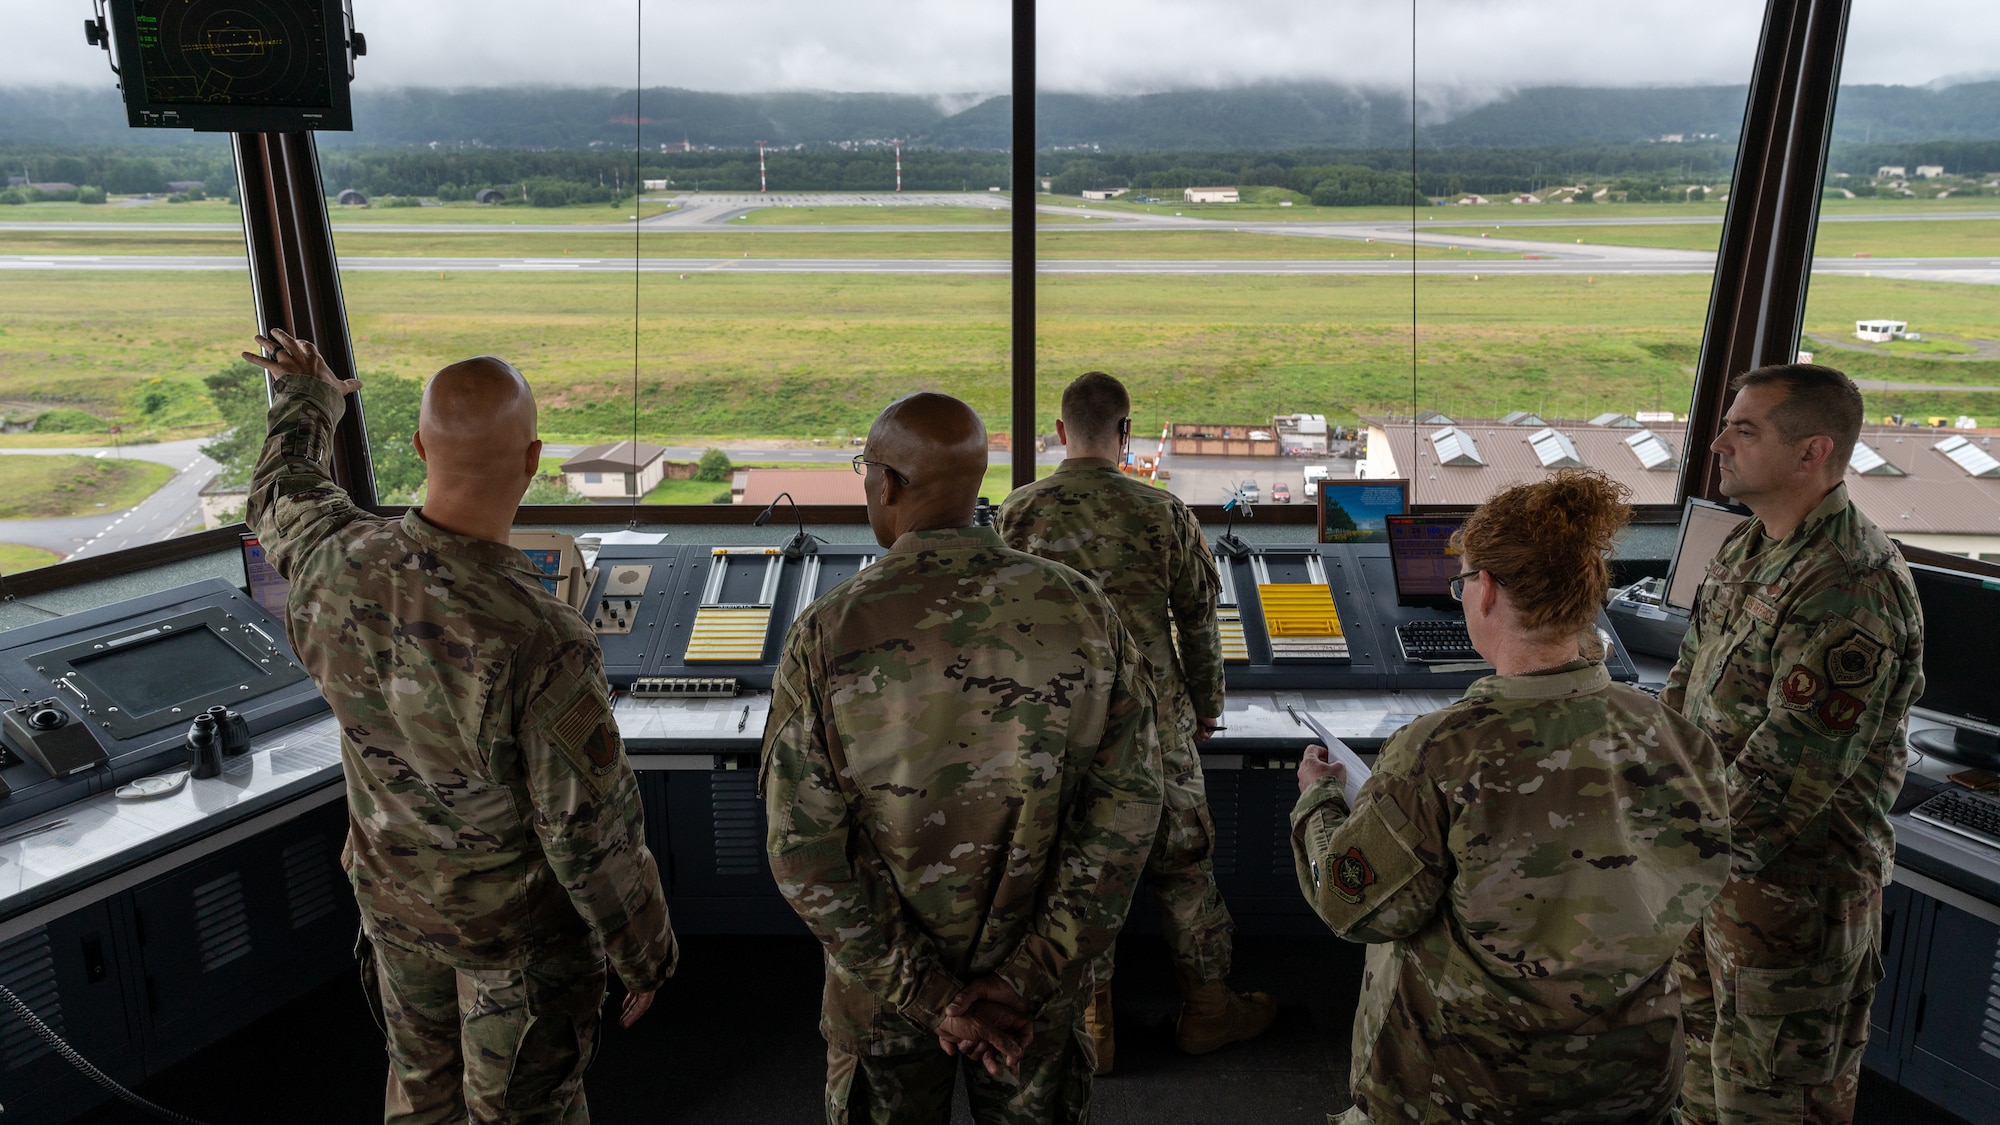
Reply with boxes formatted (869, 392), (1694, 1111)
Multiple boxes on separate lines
(2, 0), (1991, 95)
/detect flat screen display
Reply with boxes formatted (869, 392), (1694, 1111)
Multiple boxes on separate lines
(73, 628), (261, 718)
(1909, 564), (2000, 735)
(110, 0), (354, 131)
(1318, 480), (1407, 544)
(1386, 514), (1467, 609)
(1664, 499), (1751, 614)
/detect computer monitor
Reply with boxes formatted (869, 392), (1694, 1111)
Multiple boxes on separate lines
(241, 534), (290, 616)
(104, 0), (359, 132)
(1907, 562), (2000, 768)
(1318, 480), (1408, 544)
(1386, 514), (1468, 610)
(1663, 498), (1751, 615)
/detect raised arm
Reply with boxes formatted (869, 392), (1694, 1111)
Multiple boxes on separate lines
(241, 329), (366, 578)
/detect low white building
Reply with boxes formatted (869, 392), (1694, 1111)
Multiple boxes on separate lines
(641, 179), (669, 191)
(1877, 165), (1908, 178)
(560, 440), (667, 499)
(1183, 186), (1239, 204)
(1273, 412), (1330, 453)
(1081, 188), (1128, 201)
(1856, 319), (1914, 343)
(1916, 165), (1946, 178)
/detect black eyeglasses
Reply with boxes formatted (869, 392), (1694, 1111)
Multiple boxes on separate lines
(1448, 570), (1506, 602)
(851, 453), (910, 486)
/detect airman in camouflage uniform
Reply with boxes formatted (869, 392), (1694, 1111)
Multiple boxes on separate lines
(762, 392), (1163, 1124)
(245, 333), (675, 1124)
(1292, 660), (1731, 1123)
(1665, 366), (1925, 1125)
(997, 371), (1272, 1069)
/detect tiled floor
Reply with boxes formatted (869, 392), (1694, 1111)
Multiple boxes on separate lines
(74, 933), (1962, 1124)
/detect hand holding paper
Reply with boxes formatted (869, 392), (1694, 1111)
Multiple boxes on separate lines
(1294, 711), (1371, 809)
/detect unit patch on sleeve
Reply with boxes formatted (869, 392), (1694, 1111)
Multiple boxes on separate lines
(1779, 664), (1823, 710)
(1816, 690), (1865, 734)
(1825, 632), (1886, 689)
(1331, 847), (1378, 904)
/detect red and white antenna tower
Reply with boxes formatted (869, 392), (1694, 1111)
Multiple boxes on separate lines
(758, 141), (767, 193)
(895, 141), (903, 192)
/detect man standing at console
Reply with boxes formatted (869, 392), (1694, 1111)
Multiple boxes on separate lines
(244, 329), (676, 1123)
(1666, 364), (1925, 1124)
(762, 391), (1162, 1123)
(997, 371), (1273, 1071)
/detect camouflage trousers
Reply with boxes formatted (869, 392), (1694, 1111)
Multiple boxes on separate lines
(1676, 880), (1882, 1125)
(359, 933), (608, 1125)
(825, 1026), (1094, 1125)
(1096, 800), (1235, 988)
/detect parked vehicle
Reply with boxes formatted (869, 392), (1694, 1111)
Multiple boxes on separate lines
(1271, 482), (1292, 503)
(1238, 479), (1260, 502)
(1302, 465), (1329, 498)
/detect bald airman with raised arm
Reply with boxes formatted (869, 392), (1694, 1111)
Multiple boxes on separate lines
(245, 330), (675, 1124)
(761, 392), (1163, 1124)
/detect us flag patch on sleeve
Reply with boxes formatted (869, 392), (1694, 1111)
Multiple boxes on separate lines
(552, 691), (615, 770)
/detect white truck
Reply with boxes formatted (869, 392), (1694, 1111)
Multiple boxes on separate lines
(1302, 465), (1330, 499)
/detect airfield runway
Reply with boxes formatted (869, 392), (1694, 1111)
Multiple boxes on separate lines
(1, 194), (1995, 281)
(3, 252), (1996, 284)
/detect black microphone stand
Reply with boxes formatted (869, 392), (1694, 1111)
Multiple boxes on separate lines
(752, 492), (821, 559)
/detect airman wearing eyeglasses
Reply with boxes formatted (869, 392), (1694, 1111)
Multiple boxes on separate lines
(1292, 469), (1731, 1124)
(764, 391), (1163, 1125)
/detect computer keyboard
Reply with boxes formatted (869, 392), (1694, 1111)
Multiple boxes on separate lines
(1396, 620), (1481, 663)
(1911, 788), (2000, 852)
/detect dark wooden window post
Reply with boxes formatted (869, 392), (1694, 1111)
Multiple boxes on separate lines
(1681, 0), (1853, 504)
(233, 131), (377, 506)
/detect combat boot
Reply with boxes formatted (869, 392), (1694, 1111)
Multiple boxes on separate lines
(1174, 975), (1276, 1055)
(1083, 982), (1115, 1075)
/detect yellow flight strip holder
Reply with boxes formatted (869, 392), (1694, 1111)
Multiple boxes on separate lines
(684, 548), (784, 663)
(1256, 583), (1349, 661)
(683, 606), (776, 663)
(1171, 609), (1251, 664)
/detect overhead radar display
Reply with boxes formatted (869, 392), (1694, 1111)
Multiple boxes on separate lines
(134, 0), (332, 107)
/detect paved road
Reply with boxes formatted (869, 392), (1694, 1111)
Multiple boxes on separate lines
(9, 251), (1999, 284)
(0, 439), (218, 559)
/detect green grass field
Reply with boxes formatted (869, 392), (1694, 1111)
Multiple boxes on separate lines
(0, 543), (61, 571)
(4, 266), (1996, 448)
(0, 454), (173, 518)
(0, 197), (678, 224)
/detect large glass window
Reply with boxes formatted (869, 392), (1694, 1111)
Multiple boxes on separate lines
(1798, 0), (2000, 560)
(0, 16), (253, 577)
(317, 3), (1012, 511)
(1034, 3), (1760, 510)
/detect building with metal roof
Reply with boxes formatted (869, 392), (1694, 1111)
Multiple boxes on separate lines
(559, 440), (668, 499)
(1362, 415), (2000, 559)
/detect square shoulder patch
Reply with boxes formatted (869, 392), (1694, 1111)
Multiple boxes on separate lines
(544, 680), (622, 793)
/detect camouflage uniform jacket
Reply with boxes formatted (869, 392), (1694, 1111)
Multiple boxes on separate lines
(760, 526), (1164, 1056)
(1662, 482), (1925, 889)
(998, 457), (1223, 807)
(1292, 660), (1731, 1122)
(246, 373), (676, 991)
